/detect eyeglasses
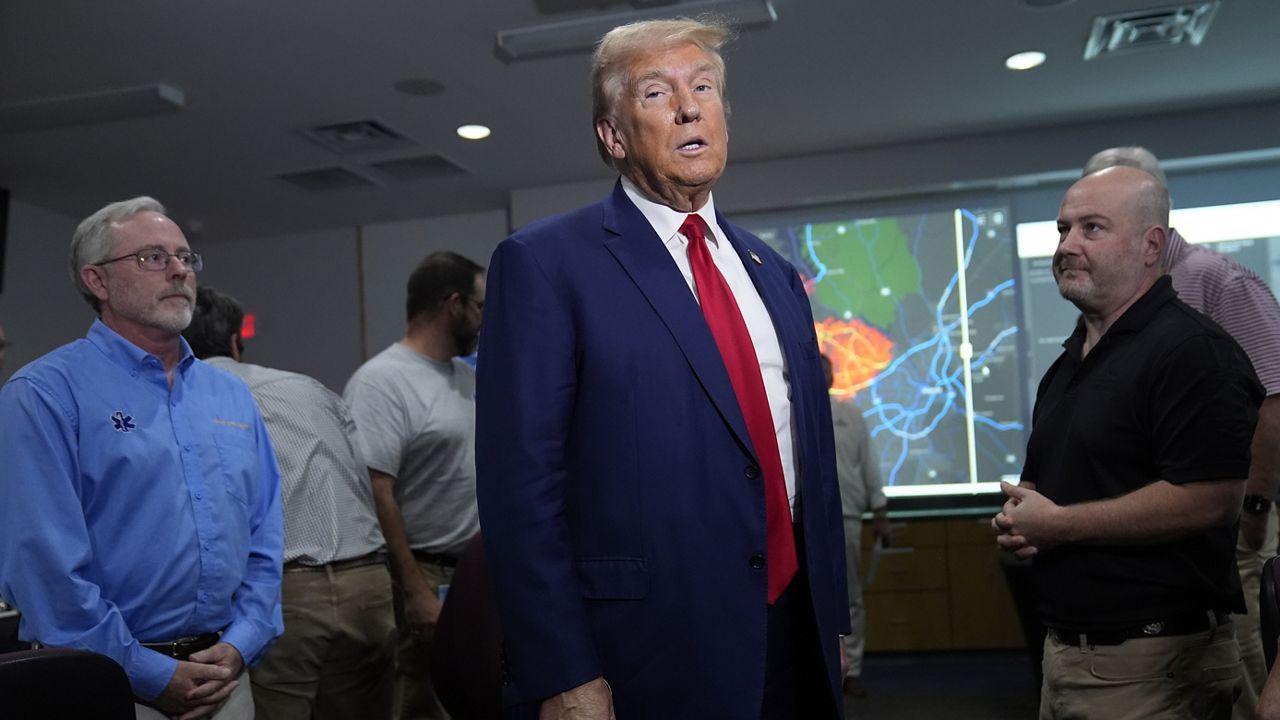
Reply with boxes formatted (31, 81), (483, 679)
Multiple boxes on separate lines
(95, 249), (203, 272)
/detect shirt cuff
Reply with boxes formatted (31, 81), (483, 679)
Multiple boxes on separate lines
(220, 620), (267, 667)
(127, 646), (179, 701)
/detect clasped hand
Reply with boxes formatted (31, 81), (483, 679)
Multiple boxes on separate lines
(991, 480), (1065, 558)
(152, 642), (244, 720)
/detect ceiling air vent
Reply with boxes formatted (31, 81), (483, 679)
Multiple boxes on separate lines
(368, 154), (468, 182)
(277, 166), (379, 192)
(1084, 2), (1219, 60)
(297, 119), (417, 154)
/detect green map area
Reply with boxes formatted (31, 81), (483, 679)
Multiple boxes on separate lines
(808, 213), (921, 324)
(809, 219), (922, 328)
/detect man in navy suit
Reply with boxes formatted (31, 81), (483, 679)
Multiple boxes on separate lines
(476, 17), (849, 720)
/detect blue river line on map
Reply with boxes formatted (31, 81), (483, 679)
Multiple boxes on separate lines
(800, 207), (1024, 487)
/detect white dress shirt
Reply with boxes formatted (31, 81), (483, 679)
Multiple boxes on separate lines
(621, 177), (797, 514)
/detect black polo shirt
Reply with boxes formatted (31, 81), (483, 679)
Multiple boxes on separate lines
(1023, 275), (1262, 631)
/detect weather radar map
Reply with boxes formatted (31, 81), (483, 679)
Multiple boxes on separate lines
(747, 206), (1025, 496)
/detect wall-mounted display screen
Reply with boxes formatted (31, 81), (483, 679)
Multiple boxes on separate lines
(742, 200), (1024, 500)
(1015, 198), (1280, 387)
(739, 191), (1280, 508)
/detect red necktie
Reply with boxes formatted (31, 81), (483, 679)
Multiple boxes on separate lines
(683, 214), (798, 604)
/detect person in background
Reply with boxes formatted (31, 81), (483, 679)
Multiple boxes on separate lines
(343, 250), (485, 720)
(821, 353), (890, 698)
(993, 167), (1260, 719)
(476, 17), (848, 720)
(184, 285), (396, 720)
(1084, 146), (1280, 719)
(0, 196), (283, 719)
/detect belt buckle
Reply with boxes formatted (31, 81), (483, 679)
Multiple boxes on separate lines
(1141, 621), (1164, 636)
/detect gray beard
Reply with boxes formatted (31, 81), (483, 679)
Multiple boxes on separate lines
(156, 304), (195, 333)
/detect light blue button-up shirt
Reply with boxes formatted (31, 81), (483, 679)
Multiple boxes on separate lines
(0, 320), (284, 699)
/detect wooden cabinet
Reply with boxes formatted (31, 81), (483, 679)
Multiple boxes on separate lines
(859, 516), (1023, 651)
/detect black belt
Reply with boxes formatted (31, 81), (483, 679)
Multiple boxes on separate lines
(284, 551), (386, 573)
(411, 549), (459, 568)
(141, 632), (220, 660)
(1051, 610), (1231, 647)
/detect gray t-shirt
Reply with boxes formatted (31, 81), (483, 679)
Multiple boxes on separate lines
(344, 342), (479, 556)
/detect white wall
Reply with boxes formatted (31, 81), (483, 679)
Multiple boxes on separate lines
(197, 226), (363, 393)
(4, 97), (1280, 389)
(0, 200), (88, 383)
(360, 210), (508, 360)
(0, 204), (509, 393)
(510, 97), (1280, 228)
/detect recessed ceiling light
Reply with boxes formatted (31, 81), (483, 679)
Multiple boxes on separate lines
(456, 124), (491, 140)
(1005, 50), (1047, 70)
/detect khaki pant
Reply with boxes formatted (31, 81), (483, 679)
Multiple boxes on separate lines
(135, 669), (253, 719)
(1040, 622), (1243, 720)
(1233, 509), (1279, 720)
(391, 557), (454, 720)
(251, 561), (396, 720)
(841, 522), (866, 678)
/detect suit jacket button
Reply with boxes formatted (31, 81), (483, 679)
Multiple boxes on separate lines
(749, 554), (765, 569)
(745, 464), (760, 479)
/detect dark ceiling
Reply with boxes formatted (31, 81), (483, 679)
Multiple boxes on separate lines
(1, 0), (1277, 240)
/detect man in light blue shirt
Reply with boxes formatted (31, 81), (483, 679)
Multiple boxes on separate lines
(0, 197), (284, 719)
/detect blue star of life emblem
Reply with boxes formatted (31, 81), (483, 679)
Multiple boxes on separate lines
(111, 411), (136, 433)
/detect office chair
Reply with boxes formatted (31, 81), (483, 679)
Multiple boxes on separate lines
(1262, 555), (1280, 670)
(431, 532), (503, 720)
(0, 647), (134, 718)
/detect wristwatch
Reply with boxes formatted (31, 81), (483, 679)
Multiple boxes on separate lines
(1243, 494), (1273, 515)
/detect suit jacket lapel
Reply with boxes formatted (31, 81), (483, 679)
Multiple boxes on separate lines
(600, 183), (755, 457)
(716, 213), (798, 348)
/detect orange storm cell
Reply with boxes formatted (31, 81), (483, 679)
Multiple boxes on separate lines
(816, 317), (894, 400)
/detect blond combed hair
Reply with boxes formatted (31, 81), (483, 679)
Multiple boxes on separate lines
(590, 17), (733, 167)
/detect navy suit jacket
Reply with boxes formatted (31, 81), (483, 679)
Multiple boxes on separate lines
(476, 182), (849, 718)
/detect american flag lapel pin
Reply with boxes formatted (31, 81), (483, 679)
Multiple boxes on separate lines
(749, 250), (762, 265)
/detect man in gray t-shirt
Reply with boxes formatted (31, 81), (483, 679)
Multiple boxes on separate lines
(344, 251), (485, 720)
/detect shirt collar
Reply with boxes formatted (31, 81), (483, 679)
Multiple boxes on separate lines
(1062, 275), (1176, 357)
(1106, 274), (1176, 336)
(87, 318), (196, 376)
(619, 176), (720, 249)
